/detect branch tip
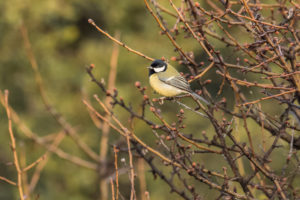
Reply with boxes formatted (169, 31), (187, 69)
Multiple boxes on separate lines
(88, 18), (95, 24)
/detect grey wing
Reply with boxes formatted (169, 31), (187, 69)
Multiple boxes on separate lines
(159, 75), (192, 93)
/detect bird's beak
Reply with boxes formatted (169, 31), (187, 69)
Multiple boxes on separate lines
(147, 66), (153, 69)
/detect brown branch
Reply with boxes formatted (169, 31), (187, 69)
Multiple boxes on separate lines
(0, 176), (17, 186)
(20, 23), (100, 162)
(22, 154), (47, 172)
(169, 0), (213, 60)
(110, 178), (116, 200)
(126, 130), (136, 200)
(92, 95), (181, 167)
(29, 131), (66, 193)
(0, 91), (96, 172)
(229, 9), (287, 29)
(99, 31), (120, 200)
(143, 0), (198, 66)
(216, 70), (294, 91)
(188, 62), (215, 83)
(137, 158), (147, 200)
(113, 146), (119, 200)
(4, 90), (24, 200)
(88, 19), (154, 61)
(240, 89), (296, 106)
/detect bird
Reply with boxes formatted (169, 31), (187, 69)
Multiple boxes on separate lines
(148, 59), (209, 105)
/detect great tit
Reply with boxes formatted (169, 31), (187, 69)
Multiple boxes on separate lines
(148, 59), (209, 105)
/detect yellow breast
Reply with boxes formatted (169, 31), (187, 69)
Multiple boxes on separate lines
(149, 74), (183, 97)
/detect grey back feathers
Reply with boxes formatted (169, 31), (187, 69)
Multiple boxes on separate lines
(161, 75), (209, 105)
(160, 75), (192, 94)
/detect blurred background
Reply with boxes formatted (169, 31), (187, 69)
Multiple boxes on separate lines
(0, 0), (296, 199)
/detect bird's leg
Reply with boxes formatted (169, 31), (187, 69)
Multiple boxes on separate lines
(157, 95), (189, 104)
(157, 97), (175, 104)
(158, 97), (168, 104)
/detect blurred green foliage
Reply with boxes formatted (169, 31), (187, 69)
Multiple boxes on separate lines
(0, 0), (296, 199)
(0, 1), (186, 199)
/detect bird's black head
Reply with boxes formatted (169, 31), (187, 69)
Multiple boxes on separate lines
(151, 59), (167, 68)
(148, 59), (167, 76)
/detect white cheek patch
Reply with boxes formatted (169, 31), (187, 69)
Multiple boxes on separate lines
(153, 66), (166, 73)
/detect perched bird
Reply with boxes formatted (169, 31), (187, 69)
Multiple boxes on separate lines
(148, 59), (209, 104)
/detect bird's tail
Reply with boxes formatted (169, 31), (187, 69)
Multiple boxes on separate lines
(191, 92), (209, 105)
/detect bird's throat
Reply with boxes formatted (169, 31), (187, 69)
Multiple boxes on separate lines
(148, 68), (155, 77)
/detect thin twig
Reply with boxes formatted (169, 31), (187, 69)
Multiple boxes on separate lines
(169, 0), (213, 60)
(29, 131), (66, 192)
(99, 31), (120, 200)
(126, 131), (136, 200)
(110, 178), (115, 200)
(143, 0), (198, 66)
(113, 146), (119, 200)
(20, 23), (100, 162)
(4, 90), (24, 200)
(22, 154), (47, 172)
(0, 176), (17, 186)
(88, 19), (154, 61)
(240, 89), (296, 106)
(137, 158), (147, 200)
